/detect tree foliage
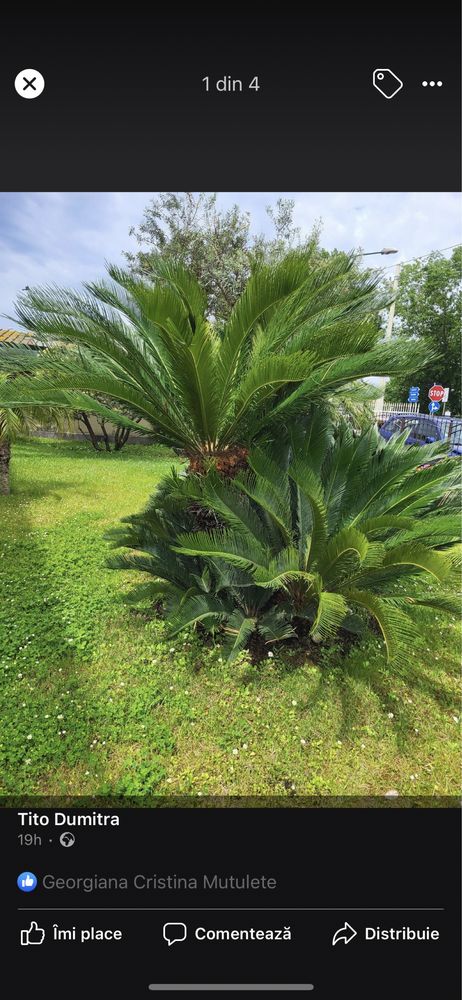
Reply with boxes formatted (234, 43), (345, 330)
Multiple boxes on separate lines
(386, 247), (461, 413)
(125, 192), (322, 324)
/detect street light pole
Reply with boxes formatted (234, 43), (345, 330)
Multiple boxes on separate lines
(375, 261), (402, 414)
(354, 246), (400, 416)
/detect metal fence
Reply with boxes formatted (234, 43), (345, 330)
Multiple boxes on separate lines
(374, 401), (420, 416)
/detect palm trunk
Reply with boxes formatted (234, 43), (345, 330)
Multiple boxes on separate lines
(187, 445), (249, 477)
(0, 439), (11, 495)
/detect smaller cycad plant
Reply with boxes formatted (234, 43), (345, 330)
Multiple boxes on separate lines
(109, 415), (460, 663)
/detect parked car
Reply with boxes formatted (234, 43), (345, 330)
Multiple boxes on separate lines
(379, 413), (462, 458)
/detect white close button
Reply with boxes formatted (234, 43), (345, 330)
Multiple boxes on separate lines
(14, 69), (45, 99)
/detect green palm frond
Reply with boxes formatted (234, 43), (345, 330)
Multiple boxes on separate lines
(323, 526), (369, 582)
(222, 612), (258, 661)
(0, 252), (433, 461)
(343, 589), (419, 667)
(257, 608), (297, 643)
(174, 529), (270, 574)
(381, 543), (451, 583)
(385, 594), (461, 615)
(168, 594), (230, 637)
(310, 591), (349, 641)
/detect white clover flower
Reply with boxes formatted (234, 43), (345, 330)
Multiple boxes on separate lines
(27, 735), (32, 740)
(267, 651), (274, 658)
(387, 712), (394, 719)
(169, 648), (175, 653)
(232, 748), (239, 755)
(57, 714), (64, 720)
(242, 743), (248, 750)
(300, 739), (306, 746)
(291, 700), (297, 706)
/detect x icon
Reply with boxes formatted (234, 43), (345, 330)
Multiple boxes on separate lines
(15, 68), (45, 98)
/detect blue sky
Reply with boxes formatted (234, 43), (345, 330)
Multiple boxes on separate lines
(0, 191), (460, 323)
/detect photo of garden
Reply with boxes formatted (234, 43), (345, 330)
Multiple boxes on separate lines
(0, 192), (460, 799)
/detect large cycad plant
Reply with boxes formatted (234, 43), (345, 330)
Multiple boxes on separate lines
(110, 418), (460, 663)
(0, 253), (425, 470)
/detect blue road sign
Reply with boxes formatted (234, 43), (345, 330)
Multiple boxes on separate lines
(408, 386), (420, 403)
(428, 401), (440, 414)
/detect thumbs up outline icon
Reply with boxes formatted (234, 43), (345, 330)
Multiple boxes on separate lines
(20, 921), (45, 946)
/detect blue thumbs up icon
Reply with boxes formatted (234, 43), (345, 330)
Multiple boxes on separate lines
(17, 872), (37, 892)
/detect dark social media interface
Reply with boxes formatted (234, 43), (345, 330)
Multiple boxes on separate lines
(6, 805), (461, 995)
(1, 4), (461, 998)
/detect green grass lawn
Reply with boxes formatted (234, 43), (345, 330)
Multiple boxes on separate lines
(0, 438), (460, 799)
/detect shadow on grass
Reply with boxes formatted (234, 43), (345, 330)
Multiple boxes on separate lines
(0, 486), (117, 795)
(334, 648), (459, 750)
(18, 438), (177, 463)
(273, 631), (460, 752)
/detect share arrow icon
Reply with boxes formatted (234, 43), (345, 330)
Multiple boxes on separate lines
(332, 922), (358, 946)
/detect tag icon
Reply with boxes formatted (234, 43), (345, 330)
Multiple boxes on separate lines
(373, 68), (403, 99)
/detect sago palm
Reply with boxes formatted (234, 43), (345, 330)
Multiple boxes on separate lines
(0, 388), (66, 494)
(0, 253), (428, 470)
(109, 417), (460, 662)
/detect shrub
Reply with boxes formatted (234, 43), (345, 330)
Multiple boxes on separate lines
(109, 416), (460, 663)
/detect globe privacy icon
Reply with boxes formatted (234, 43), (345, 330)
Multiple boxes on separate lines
(373, 69), (403, 99)
(17, 872), (38, 892)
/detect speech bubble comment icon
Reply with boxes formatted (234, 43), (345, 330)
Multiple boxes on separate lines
(163, 922), (187, 946)
(373, 68), (403, 99)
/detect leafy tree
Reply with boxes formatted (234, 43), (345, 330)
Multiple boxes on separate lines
(109, 418), (460, 662)
(126, 192), (321, 324)
(0, 254), (424, 474)
(386, 247), (461, 414)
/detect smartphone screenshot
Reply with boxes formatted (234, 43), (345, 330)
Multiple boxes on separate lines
(1, 6), (461, 997)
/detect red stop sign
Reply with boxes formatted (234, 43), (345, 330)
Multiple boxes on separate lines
(428, 384), (444, 402)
